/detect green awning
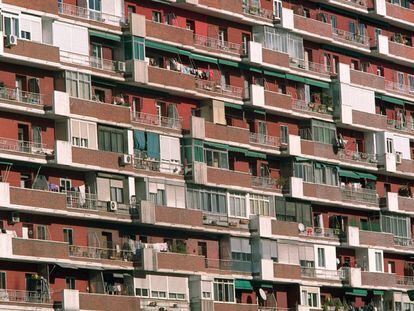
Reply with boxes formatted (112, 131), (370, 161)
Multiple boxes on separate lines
(146, 41), (179, 54)
(178, 49), (192, 57)
(253, 109), (266, 115)
(228, 146), (247, 154)
(345, 289), (368, 297)
(260, 283), (274, 289)
(190, 53), (218, 64)
(286, 73), (306, 83)
(219, 59), (239, 68)
(235, 280), (253, 290)
(249, 66), (263, 73)
(263, 69), (285, 78)
(89, 30), (121, 42)
(194, 139), (204, 147)
(356, 172), (377, 180)
(245, 150), (267, 159)
(295, 156), (310, 162)
(305, 78), (330, 89)
(338, 169), (360, 179)
(377, 94), (404, 106)
(315, 162), (323, 169)
(224, 102), (242, 110)
(373, 290), (384, 296)
(204, 142), (228, 150)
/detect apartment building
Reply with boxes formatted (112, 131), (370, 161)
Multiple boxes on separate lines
(0, 0), (413, 310)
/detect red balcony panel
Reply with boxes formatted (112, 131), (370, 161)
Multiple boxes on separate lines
(154, 206), (204, 227)
(271, 220), (299, 237)
(389, 41), (414, 60)
(294, 15), (333, 38)
(386, 3), (414, 25)
(361, 271), (396, 288)
(352, 110), (388, 129)
(4, 40), (60, 63)
(350, 70), (385, 90)
(264, 91), (293, 110)
(205, 122), (249, 145)
(262, 49), (290, 68)
(214, 302), (258, 311)
(79, 293), (140, 311)
(396, 159), (414, 174)
(146, 20), (194, 46)
(359, 230), (395, 248)
(274, 263), (301, 279)
(301, 140), (336, 160)
(156, 252), (206, 272)
(148, 66), (195, 91)
(4, 0), (58, 14)
(303, 183), (342, 201)
(398, 196), (414, 213)
(198, 0), (243, 13)
(70, 98), (131, 124)
(10, 187), (67, 210)
(12, 238), (69, 259)
(207, 167), (252, 188)
(72, 147), (134, 172)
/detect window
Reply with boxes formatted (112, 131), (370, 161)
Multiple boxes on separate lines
(124, 36), (145, 61)
(186, 186), (227, 214)
(0, 272), (5, 290)
(36, 225), (47, 240)
(149, 187), (165, 206)
(381, 214), (409, 238)
(186, 19), (195, 31)
(218, 28), (227, 44)
(302, 290), (318, 307)
(388, 261), (396, 274)
(294, 162), (314, 182)
(309, 120), (336, 145)
(169, 293), (185, 300)
(66, 277), (75, 290)
(317, 248), (325, 268)
(228, 193), (246, 217)
(151, 291), (167, 298)
(280, 125), (289, 144)
(386, 138), (394, 154)
(32, 126), (42, 148)
(89, 0), (101, 11)
(242, 33), (250, 54)
(152, 11), (162, 23)
(213, 279), (234, 302)
(375, 251), (383, 272)
(135, 288), (149, 297)
(98, 126), (125, 153)
(275, 198), (312, 226)
(3, 14), (19, 37)
(204, 148), (228, 169)
(330, 15), (337, 30)
(110, 186), (123, 203)
(231, 237), (251, 262)
(71, 120), (97, 149)
(250, 194), (272, 216)
(65, 71), (91, 100)
(409, 75), (414, 93)
(60, 178), (72, 192)
(63, 228), (73, 245)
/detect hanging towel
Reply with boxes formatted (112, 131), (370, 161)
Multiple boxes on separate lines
(79, 184), (86, 206)
(146, 132), (160, 160)
(133, 130), (146, 151)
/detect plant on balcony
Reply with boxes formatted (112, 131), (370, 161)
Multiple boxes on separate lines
(398, 185), (412, 197)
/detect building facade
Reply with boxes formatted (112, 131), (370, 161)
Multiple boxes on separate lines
(0, 0), (413, 310)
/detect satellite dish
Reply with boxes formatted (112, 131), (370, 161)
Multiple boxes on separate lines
(298, 223), (305, 232)
(259, 288), (267, 301)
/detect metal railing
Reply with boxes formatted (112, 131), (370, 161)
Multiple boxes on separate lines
(0, 289), (51, 304)
(133, 157), (183, 175)
(195, 79), (243, 98)
(396, 275), (414, 287)
(202, 212), (229, 227)
(131, 111), (182, 130)
(193, 34), (242, 55)
(394, 236), (414, 247)
(60, 52), (118, 72)
(386, 118), (414, 133)
(251, 176), (282, 190)
(0, 87), (44, 105)
(205, 258), (252, 273)
(68, 245), (134, 261)
(341, 187), (378, 205)
(385, 80), (414, 96)
(292, 99), (333, 115)
(338, 150), (378, 165)
(300, 267), (343, 279)
(58, 2), (125, 26)
(299, 227), (341, 239)
(242, 4), (276, 20)
(140, 298), (190, 311)
(249, 132), (281, 148)
(332, 29), (370, 47)
(289, 58), (332, 76)
(0, 137), (52, 155)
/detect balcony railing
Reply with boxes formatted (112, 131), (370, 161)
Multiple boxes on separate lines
(193, 34), (242, 55)
(386, 118), (414, 133)
(249, 132), (281, 148)
(289, 58), (332, 76)
(385, 80), (414, 97)
(133, 157), (183, 175)
(299, 227), (342, 239)
(300, 267), (343, 279)
(394, 236), (414, 248)
(0, 137), (52, 156)
(338, 150), (378, 165)
(332, 29), (370, 47)
(60, 51), (118, 72)
(292, 99), (333, 116)
(396, 275), (414, 287)
(131, 111), (182, 130)
(58, 2), (125, 26)
(0, 289), (51, 304)
(195, 79), (243, 98)
(242, 4), (276, 20)
(251, 176), (282, 190)
(68, 245), (134, 261)
(341, 187), (378, 205)
(0, 87), (44, 105)
(205, 258), (252, 273)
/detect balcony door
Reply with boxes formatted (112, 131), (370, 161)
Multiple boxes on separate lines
(18, 123), (30, 152)
(91, 43), (103, 69)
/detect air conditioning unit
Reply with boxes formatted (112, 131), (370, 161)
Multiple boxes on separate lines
(107, 201), (118, 212)
(9, 212), (20, 224)
(5, 35), (18, 47)
(117, 61), (126, 72)
(396, 152), (402, 164)
(119, 154), (132, 166)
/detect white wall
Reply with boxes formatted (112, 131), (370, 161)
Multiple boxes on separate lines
(339, 83), (376, 114)
(53, 21), (89, 55)
(368, 248), (383, 272)
(20, 13), (42, 42)
(102, 0), (123, 18)
(314, 245), (336, 270)
(394, 134), (410, 159)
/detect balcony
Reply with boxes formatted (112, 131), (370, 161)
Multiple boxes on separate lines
(264, 90), (293, 110)
(242, 4), (276, 22)
(249, 133), (282, 149)
(388, 40), (414, 61)
(205, 258), (252, 273)
(78, 292), (140, 311)
(0, 87), (49, 112)
(300, 140), (336, 160)
(395, 275), (414, 288)
(398, 196), (414, 213)
(396, 158), (414, 174)
(69, 97), (131, 124)
(12, 238), (69, 259)
(293, 15), (333, 39)
(349, 69), (385, 90)
(4, 39), (60, 64)
(251, 176), (282, 191)
(334, 0), (368, 8)
(273, 263), (302, 279)
(205, 122), (249, 145)
(197, 0), (244, 15)
(289, 58), (332, 77)
(148, 66), (196, 91)
(385, 80), (414, 98)
(194, 34), (242, 56)
(271, 219), (340, 240)
(153, 205), (204, 227)
(58, 2), (124, 27)
(195, 79), (244, 99)
(262, 48), (290, 67)
(385, 3), (414, 26)
(332, 29), (370, 49)
(0, 137), (53, 158)
(359, 230), (395, 249)
(341, 187), (378, 205)
(68, 245), (135, 262)
(292, 99), (333, 118)
(60, 51), (123, 75)
(10, 187), (66, 211)
(337, 150), (378, 166)
(214, 302), (260, 311)
(352, 110), (388, 130)
(361, 271), (396, 288)
(300, 267), (343, 281)
(0, 289), (52, 306)
(207, 167), (252, 188)
(4, 0), (58, 14)
(139, 298), (189, 311)
(133, 156), (183, 177)
(131, 112), (182, 132)
(146, 20), (194, 46)
(303, 182), (342, 202)
(386, 118), (414, 134)
(72, 147), (134, 172)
